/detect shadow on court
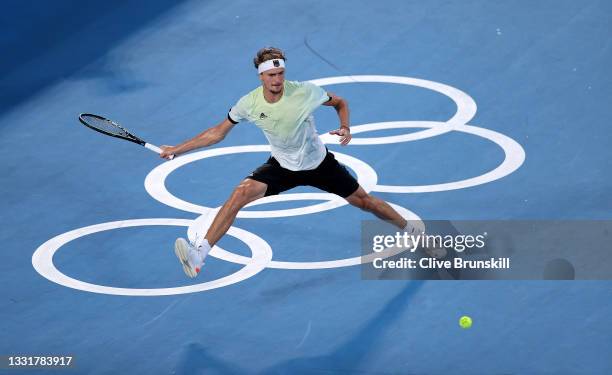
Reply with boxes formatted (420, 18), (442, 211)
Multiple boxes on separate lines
(0, 0), (186, 116)
(175, 343), (245, 375)
(172, 282), (424, 374)
(266, 281), (424, 373)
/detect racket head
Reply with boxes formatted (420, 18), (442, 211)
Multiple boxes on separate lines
(78, 113), (145, 145)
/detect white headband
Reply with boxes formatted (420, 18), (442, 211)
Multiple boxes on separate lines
(258, 59), (285, 74)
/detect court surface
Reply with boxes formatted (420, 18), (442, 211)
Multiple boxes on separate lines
(1, 1), (611, 374)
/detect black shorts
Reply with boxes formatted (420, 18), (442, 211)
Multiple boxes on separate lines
(246, 151), (360, 198)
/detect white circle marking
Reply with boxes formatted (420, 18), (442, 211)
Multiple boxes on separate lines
(32, 218), (272, 296)
(144, 146), (378, 218)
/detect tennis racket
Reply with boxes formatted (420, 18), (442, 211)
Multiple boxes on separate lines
(78, 113), (174, 159)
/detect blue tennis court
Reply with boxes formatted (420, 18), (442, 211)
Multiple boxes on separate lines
(2, 0), (611, 373)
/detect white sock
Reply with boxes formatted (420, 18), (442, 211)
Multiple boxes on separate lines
(197, 239), (212, 258)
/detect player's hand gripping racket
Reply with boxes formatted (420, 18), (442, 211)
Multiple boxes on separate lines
(78, 113), (174, 159)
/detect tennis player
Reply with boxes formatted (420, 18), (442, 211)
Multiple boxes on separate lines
(161, 47), (418, 278)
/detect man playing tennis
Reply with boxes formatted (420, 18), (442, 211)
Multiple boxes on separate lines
(161, 47), (417, 278)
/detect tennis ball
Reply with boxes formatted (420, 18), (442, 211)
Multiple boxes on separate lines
(459, 315), (472, 329)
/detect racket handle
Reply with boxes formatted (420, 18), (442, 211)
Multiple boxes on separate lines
(145, 143), (175, 160)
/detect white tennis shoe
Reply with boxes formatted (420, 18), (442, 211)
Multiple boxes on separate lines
(403, 221), (419, 235)
(403, 220), (447, 259)
(174, 238), (205, 278)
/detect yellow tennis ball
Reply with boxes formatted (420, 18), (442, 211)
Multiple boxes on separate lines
(459, 315), (472, 329)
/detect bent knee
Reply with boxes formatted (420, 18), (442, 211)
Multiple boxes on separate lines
(230, 180), (264, 205)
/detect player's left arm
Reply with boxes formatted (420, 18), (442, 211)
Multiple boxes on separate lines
(323, 92), (351, 146)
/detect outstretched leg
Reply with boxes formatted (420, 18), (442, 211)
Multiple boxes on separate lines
(345, 186), (408, 229)
(175, 178), (267, 278)
(205, 178), (268, 246)
(346, 186), (446, 258)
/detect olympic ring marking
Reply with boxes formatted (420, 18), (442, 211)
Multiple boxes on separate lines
(144, 145), (378, 218)
(320, 121), (453, 146)
(310, 75), (477, 144)
(358, 122), (526, 193)
(31, 219), (272, 296)
(32, 75), (526, 295)
(187, 200), (424, 269)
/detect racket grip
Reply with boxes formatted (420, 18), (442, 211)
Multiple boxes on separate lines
(145, 143), (175, 160)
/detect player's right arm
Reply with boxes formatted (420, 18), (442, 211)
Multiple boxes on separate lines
(160, 118), (236, 159)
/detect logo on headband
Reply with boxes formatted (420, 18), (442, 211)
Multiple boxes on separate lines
(258, 58), (285, 74)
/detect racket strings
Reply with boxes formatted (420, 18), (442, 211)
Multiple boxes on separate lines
(83, 116), (131, 138)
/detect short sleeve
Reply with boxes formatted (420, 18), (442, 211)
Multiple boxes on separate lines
(228, 95), (250, 124)
(302, 82), (330, 107)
